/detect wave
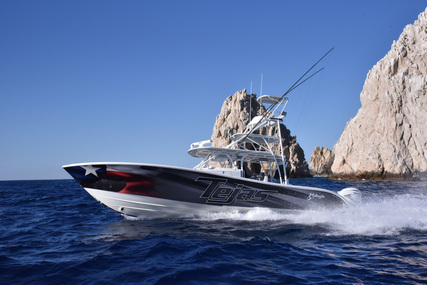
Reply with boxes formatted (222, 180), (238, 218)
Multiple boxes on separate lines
(194, 193), (427, 236)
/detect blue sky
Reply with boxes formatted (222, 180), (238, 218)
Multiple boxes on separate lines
(1, 1), (426, 180)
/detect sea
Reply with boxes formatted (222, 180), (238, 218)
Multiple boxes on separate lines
(0, 178), (426, 284)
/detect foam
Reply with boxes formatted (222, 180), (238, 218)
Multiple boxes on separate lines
(196, 194), (427, 236)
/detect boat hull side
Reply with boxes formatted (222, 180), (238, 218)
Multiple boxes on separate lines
(64, 163), (348, 218)
(85, 188), (256, 219)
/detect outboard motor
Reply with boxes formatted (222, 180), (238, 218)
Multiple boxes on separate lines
(338, 187), (362, 205)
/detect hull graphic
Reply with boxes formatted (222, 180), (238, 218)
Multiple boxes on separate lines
(64, 163), (349, 219)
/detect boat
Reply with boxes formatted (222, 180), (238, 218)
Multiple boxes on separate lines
(63, 94), (361, 219)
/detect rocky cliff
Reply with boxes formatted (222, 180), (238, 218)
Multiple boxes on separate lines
(310, 147), (334, 177)
(330, 8), (427, 179)
(211, 89), (311, 178)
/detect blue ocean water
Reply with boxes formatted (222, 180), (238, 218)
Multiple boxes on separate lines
(0, 178), (426, 284)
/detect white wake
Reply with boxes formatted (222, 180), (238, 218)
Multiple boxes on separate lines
(196, 194), (427, 236)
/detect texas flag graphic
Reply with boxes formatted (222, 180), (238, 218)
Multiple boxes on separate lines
(64, 164), (157, 197)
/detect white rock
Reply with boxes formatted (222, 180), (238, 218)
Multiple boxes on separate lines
(331, 8), (427, 179)
(309, 147), (334, 176)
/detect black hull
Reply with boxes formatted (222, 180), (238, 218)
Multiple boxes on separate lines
(63, 163), (348, 218)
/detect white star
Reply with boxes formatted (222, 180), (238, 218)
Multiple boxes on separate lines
(82, 165), (100, 177)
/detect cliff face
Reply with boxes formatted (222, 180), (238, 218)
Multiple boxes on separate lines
(331, 8), (427, 179)
(310, 147), (334, 177)
(211, 90), (311, 178)
(211, 90), (258, 148)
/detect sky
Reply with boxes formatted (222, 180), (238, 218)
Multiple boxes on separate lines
(1, 0), (426, 180)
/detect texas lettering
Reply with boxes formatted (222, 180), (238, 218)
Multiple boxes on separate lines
(196, 177), (277, 205)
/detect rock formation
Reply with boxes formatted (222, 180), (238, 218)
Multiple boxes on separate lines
(331, 8), (427, 179)
(211, 89), (311, 178)
(310, 147), (334, 177)
(211, 90), (258, 148)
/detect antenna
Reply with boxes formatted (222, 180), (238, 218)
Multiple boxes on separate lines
(249, 82), (252, 121)
(260, 73), (263, 97)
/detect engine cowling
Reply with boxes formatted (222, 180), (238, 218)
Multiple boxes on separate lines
(338, 187), (362, 205)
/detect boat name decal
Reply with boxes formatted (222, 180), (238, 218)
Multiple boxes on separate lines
(196, 177), (277, 205)
(307, 193), (325, 200)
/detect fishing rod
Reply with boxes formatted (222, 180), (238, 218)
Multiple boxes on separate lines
(228, 48), (334, 148)
(285, 67), (324, 95)
(280, 47), (333, 99)
(258, 48), (333, 120)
